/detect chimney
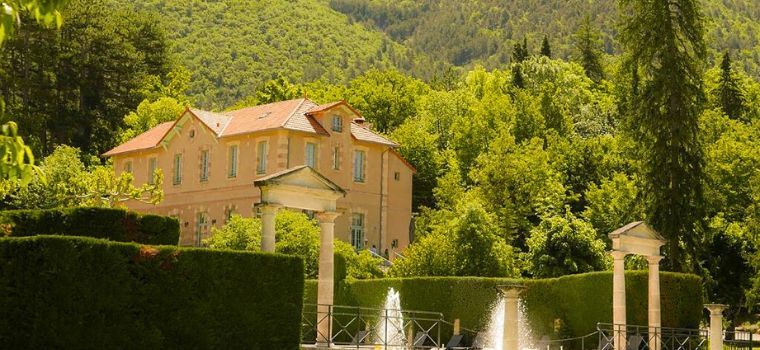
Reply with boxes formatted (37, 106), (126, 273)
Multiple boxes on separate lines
(353, 117), (369, 128)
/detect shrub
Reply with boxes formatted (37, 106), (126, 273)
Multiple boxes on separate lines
(303, 272), (702, 342)
(0, 235), (304, 349)
(0, 207), (179, 245)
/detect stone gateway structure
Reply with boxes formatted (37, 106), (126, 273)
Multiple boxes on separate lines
(608, 222), (666, 350)
(104, 99), (415, 256)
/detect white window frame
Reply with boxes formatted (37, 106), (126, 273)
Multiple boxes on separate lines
(228, 144), (239, 178)
(305, 142), (317, 168)
(148, 157), (157, 185)
(173, 153), (183, 185)
(195, 211), (209, 247)
(200, 149), (210, 182)
(332, 146), (340, 170)
(350, 213), (365, 250)
(332, 115), (343, 132)
(257, 140), (268, 175)
(353, 150), (366, 183)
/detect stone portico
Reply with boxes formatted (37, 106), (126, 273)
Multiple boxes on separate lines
(253, 165), (346, 344)
(608, 222), (666, 350)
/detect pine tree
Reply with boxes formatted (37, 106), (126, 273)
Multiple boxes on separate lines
(716, 51), (746, 121)
(620, 0), (707, 271)
(540, 35), (552, 58)
(574, 15), (605, 83)
(512, 65), (525, 89)
(512, 38), (529, 63)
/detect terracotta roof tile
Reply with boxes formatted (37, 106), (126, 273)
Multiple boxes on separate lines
(106, 99), (401, 156)
(103, 121), (174, 157)
(350, 122), (398, 146)
(191, 108), (231, 134)
(222, 98), (308, 136)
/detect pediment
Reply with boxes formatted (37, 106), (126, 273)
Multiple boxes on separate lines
(609, 221), (666, 256)
(254, 166), (345, 194)
(254, 166), (346, 212)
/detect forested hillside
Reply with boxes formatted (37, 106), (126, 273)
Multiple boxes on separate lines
(118, 0), (443, 109)
(330, 0), (760, 75)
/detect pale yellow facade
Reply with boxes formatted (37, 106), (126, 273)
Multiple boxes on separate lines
(108, 100), (413, 257)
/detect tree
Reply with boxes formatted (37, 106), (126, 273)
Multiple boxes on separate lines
(512, 40), (527, 63)
(1, 0), (69, 183)
(347, 69), (429, 133)
(583, 172), (645, 238)
(2, 145), (162, 209)
(619, 0), (707, 271)
(0, 122), (40, 186)
(255, 76), (304, 104)
(1, 0), (172, 156)
(527, 209), (609, 277)
(390, 117), (442, 210)
(204, 215), (262, 250)
(540, 35), (552, 58)
(573, 15), (605, 83)
(0, 0), (66, 45)
(390, 200), (518, 277)
(201, 209), (384, 279)
(716, 52), (746, 121)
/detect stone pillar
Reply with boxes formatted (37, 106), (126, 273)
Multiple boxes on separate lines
(259, 204), (280, 252)
(315, 211), (340, 345)
(705, 304), (727, 350)
(498, 285), (525, 350)
(648, 256), (663, 350)
(611, 251), (628, 350)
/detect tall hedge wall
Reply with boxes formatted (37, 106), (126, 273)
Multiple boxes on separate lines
(0, 235), (305, 349)
(304, 272), (702, 341)
(0, 207), (179, 245)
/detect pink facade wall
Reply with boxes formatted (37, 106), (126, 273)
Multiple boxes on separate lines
(113, 106), (413, 256)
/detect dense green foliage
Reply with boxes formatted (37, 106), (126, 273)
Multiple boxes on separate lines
(1, 145), (163, 209)
(1, 0), (759, 321)
(204, 210), (384, 279)
(118, 0), (438, 109)
(0, 0), (172, 156)
(330, 0), (760, 76)
(619, 0), (707, 271)
(304, 272), (702, 341)
(0, 207), (179, 245)
(0, 235), (304, 349)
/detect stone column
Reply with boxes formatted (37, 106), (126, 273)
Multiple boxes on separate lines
(648, 256), (663, 350)
(315, 211), (340, 345)
(705, 304), (727, 350)
(611, 250), (628, 350)
(498, 285), (526, 350)
(259, 204), (281, 252)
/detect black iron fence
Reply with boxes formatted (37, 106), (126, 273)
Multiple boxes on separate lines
(301, 303), (444, 348)
(597, 324), (708, 350)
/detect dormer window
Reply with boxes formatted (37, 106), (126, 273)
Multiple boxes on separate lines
(331, 115), (343, 132)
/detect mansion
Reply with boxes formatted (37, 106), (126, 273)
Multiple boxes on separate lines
(104, 98), (414, 256)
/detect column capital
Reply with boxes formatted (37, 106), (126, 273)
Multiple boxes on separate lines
(258, 203), (282, 214)
(315, 211), (341, 223)
(647, 255), (663, 265)
(610, 250), (628, 260)
(704, 304), (728, 316)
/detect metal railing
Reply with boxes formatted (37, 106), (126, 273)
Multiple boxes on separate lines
(598, 324), (708, 350)
(725, 330), (757, 350)
(301, 304), (444, 348)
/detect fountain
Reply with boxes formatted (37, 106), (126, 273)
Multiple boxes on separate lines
(375, 288), (407, 349)
(481, 285), (535, 350)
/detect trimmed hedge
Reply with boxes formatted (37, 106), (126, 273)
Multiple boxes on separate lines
(0, 235), (305, 349)
(304, 272), (702, 341)
(0, 207), (179, 245)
